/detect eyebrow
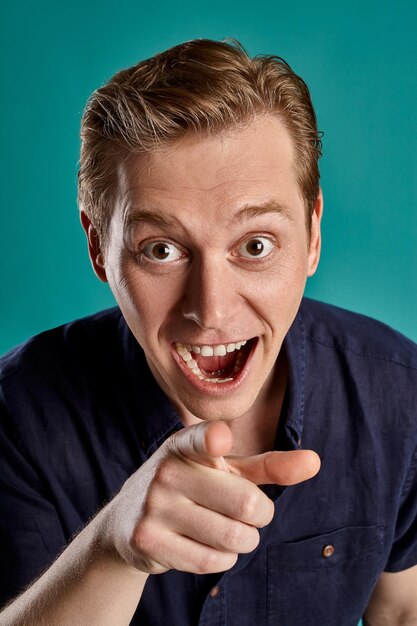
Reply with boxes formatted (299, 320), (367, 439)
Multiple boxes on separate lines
(234, 200), (295, 223)
(124, 199), (294, 230)
(124, 209), (178, 230)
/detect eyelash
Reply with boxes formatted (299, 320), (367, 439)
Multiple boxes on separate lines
(136, 234), (278, 267)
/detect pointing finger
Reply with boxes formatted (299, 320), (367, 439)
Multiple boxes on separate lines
(168, 421), (233, 470)
(227, 449), (321, 486)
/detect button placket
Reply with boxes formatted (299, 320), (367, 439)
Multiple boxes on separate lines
(199, 583), (225, 625)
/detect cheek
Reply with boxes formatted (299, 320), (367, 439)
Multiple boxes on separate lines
(250, 249), (308, 323)
(109, 260), (185, 329)
(107, 262), (146, 317)
(263, 246), (308, 291)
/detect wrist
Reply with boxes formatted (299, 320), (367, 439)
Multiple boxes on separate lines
(92, 494), (148, 579)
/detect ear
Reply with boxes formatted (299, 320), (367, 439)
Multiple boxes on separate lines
(80, 210), (108, 283)
(307, 188), (323, 277)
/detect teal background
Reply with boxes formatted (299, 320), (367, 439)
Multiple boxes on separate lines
(1, 0), (416, 355)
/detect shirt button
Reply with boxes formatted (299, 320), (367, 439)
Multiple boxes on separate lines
(209, 586), (220, 598)
(322, 544), (335, 558)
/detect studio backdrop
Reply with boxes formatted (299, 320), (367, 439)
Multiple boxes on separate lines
(1, 0), (416, 353)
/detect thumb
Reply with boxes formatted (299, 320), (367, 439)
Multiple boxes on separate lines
(168, 420), (234, 470)
(227, 449), (321, 486)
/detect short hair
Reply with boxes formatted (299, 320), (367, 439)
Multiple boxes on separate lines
(78, 39), (322, 248)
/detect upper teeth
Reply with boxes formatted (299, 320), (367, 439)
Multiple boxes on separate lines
(175, 340), (247, 357)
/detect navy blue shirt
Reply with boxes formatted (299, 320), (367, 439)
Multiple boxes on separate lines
(1, 298), (417, 625)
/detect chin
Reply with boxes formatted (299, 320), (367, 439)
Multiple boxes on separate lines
(173, 387), (260, 423)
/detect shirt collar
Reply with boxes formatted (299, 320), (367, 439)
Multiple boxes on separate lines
(282, 302), (306, 449)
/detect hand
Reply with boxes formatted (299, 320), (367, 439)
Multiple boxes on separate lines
(105, 421), (320, 575)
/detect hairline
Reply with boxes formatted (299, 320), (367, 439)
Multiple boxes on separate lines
(97, 113), (316, 251)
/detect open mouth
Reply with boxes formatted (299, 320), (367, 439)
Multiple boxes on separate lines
(173, 337), (257, 384)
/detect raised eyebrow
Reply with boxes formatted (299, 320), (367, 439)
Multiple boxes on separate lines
(124, 208), (178, 229)
(234, 201), (295, 223)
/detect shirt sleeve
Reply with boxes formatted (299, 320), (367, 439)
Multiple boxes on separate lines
(0, 403), (67, 608)
(384, 442), (417, 572)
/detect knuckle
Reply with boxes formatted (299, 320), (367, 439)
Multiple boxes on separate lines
(153, 458), (176, 487)
(222, 552), (239, 571)
(236, 489), (260, 521)
(140, 556), (169, 575)
(131, 519), (158, 555)
(247, 526), (261, 551)
(196, 550), (221, 574)
(223, 522), (245, 550)
(259, 498), (275, 527)
(229, 552), (239, 567)
(196, 549), (238, 575)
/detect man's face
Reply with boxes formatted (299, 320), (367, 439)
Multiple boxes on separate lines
(90, 115), (322, 423)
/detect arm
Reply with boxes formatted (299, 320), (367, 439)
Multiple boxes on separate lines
(0, 421), (320, 625)
(0, 512), (148, 626)
(363, 565), (417, 626)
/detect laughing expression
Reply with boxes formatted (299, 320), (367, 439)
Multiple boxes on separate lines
(85, 115), (322, 425)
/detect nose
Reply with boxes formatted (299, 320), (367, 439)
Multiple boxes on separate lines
(181, 256), (240, 330)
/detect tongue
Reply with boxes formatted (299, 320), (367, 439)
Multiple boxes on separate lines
(193, 351), (237, 375)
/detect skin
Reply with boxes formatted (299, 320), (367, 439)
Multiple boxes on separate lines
(87, 114), (323, 454)
(83, 112), (417, 618)
(0, 114), (322, 625)
(363, 566), (417, 625)
(1, 114), (415, 624)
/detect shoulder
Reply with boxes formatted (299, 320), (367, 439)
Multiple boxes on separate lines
(0, 307), (124, 383)
(298, 298), (417, 449)
(298, 298), (417, 478)
(299, 297), (417, 371)
(0, 307), (151, 471)
(0, 306), (139, 438)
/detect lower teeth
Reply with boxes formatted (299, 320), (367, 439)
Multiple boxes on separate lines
(178, 342), (248, 384)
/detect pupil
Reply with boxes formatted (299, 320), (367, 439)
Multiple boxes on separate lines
(153, 243), (170, 259)
(247, 239), (264, 256)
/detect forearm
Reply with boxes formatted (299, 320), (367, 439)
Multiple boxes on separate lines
(363, 566), (417, 626)
(363, 610), (417, 625)
(0, 511), (148, 626)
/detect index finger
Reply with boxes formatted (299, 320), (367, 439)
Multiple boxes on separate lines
(227, 449), (321, 486)
(167, 421), (233, 470)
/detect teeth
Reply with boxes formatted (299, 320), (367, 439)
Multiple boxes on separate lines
(174, 339), (251, 384)
(177, 340), (249, 357)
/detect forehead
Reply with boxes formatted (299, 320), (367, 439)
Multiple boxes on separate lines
(115, 115), (303, 218)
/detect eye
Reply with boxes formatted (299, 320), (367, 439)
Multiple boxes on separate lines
(237, 236), (275, 259)
(141, 241), (183, 263)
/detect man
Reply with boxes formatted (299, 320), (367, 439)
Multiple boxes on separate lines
(0, 39), (416, 625)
